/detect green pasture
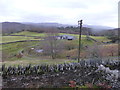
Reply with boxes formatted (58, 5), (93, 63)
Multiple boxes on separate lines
(10, 31), (110, 42)
(89, 36), (110, 42)
(1, 41), (40, 61)
(1, 37), (94, 62)
(11, 31), (87, 38)
(11, 31), (45, 37)
(1, 36), (41, 43)
(1, 31), (112, 66)
(71, 38), (95, 45)
(1, 56), (77, 66)
(59, 33), (86, 38)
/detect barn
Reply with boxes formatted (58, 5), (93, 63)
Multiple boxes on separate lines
(57, 35), (75, 40)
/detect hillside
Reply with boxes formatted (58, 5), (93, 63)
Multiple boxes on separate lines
(1, 22), (90, 34)
(1, 22), (117, 35)
(2, 22), (26, 33)
(1, 31), (116, 63)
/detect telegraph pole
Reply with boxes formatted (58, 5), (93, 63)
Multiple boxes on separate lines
(78, 20), (83, 63)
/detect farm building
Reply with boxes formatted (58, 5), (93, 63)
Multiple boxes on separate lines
(57, 35), (75, 40)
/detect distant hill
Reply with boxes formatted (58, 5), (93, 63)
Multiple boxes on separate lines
(1, 22), (116, 34)
(1, 22), (70, 34)
(22, 22), (70, 27)
(2, 22), (26, 33)
(93, 28), (119, 36)
(83, 24), (115, 31)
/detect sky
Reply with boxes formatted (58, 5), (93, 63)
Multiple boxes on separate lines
(0, 0), (119, 28)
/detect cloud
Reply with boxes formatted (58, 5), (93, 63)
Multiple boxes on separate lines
(0, 0), (119, 27)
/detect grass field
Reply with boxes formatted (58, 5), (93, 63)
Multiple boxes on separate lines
(1, 31), (114, 66)
(11, 31), (45, 37)
(59, 33), (86, 38)
(1, 41), (40, 61)
(71, 38), (94, 46)
(12, 31), (88, 38)
(1, 31), (90, 61)
(1, 38), (92, 61)
(12, 31), (110, 41)
(1, 57), (77, 66)
(89, 36), (111, 42)
(1, 36), (41, 43)
(1, 31), (87, 44)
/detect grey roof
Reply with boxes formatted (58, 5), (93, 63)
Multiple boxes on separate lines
(60, 35), (75, 38)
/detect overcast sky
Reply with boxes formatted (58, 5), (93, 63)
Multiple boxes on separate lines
(0, 0), (119, 27)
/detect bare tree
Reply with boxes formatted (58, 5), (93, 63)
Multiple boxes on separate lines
(86, 43), (102, 59)
(41, 28), (63, 59)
